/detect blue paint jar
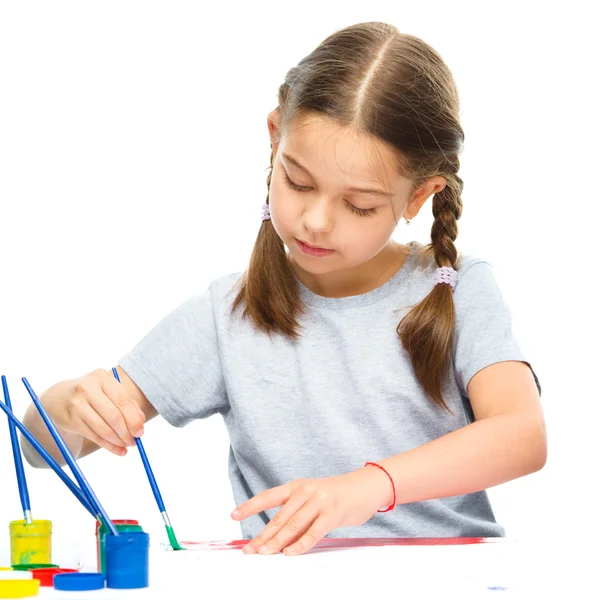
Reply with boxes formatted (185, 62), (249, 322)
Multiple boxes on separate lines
(104, 531), (149, 589)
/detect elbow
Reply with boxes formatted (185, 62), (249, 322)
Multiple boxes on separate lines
(22, 440), (47, 469)
(526, 416), (547, 474)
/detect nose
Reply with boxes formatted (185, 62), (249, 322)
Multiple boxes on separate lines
(303, 198), (333, 233)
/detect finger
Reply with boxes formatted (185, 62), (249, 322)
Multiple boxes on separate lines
(282, 514), (332, 556)
(258, 498), (322, 555)
(76, 412), (128, 456)
(102, 376), (145, 438)
(232, 483), (292, 522)
(243, 489), (309, 554)
(75, 403), (129, 452)
(101, 376), (145, 439)
(85, 383), (138, 446)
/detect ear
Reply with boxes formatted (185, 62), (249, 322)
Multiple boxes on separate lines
(267, 109), (281, 156)
(403, 176), (447, 220)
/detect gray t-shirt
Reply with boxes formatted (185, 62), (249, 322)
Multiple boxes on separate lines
(118, 240), (541, 539)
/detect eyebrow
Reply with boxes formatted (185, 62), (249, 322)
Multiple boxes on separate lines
(282, 152), (395, 198)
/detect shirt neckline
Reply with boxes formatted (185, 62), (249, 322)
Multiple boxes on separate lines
(292, 240), (419, 309)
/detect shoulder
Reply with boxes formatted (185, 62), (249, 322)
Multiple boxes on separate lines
(410, 242), (494, 293)
(171, 272), (243, 322)
(208, 271), (244, 300)
(203, 271), (247, 323)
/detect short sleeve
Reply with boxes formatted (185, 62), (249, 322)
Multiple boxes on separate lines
(117, 286), (228, 427)
(452, 261), (541, 399)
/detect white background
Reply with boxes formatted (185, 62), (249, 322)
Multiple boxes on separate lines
(0, 0), (589, 568)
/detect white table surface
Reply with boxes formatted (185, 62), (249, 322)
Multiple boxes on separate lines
(3, 537), (585, 599)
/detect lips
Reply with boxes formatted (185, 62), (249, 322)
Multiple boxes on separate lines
(297, 239), (332, 251)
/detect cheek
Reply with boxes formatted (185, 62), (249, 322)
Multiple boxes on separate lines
(344, 220), (396, 254)
(270, 190), (299, 229)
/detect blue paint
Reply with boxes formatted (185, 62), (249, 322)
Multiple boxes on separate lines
(105, 531), (149, 589)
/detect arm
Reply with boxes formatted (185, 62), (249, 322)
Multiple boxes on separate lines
(21, 366), (158, 468)
(363, 360), (547, 507)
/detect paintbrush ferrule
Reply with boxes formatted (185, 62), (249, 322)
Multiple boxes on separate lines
(162, 512), (172, 528)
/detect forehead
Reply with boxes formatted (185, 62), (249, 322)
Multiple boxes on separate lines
(280, 112), (402, 187)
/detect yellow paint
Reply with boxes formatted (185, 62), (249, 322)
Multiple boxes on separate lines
(8, 520), (52, 567)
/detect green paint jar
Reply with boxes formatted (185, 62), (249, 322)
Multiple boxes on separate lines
(9, 520), (52, 567)
(95, 520), (143, 574)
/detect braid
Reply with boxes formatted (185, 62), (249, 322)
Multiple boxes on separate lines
(429, 160), (463, 271)
(397, 159), (464, 412)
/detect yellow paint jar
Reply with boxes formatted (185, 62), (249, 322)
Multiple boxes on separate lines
(8, 520), (52, 567)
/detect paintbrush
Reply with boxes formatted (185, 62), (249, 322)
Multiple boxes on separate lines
(21, 377), (118, 536)
(0, 397), (96, 518)
(2, 376), (33, 524)
(112, 367), (183, 550)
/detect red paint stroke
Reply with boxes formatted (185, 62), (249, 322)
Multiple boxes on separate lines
(180, 537), (506, 551)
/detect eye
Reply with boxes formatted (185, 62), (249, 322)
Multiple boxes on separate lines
(282, 172), (311, 193)
(281, 173), (378, 218)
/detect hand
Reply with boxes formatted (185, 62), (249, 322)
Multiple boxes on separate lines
(230, 468), (391, 556)
(42, 368), (146, 456)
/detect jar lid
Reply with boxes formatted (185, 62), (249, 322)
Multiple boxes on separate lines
(53, 572), (105, 591)
(0, 578), (40, 597)
(30, 567), (78, 587)
(12, 563), (58, 571)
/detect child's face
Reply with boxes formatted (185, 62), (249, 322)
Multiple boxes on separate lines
(267, 111), (412, 279)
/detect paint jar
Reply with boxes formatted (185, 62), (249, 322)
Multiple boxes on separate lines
(95, 520), (142, 574)
(104, 531), (149, 589)
(9, 520), (52, 567)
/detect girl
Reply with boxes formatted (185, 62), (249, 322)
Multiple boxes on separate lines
(22, 21), (546, 557)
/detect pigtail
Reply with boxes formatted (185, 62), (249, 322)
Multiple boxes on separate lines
(231, 144), (305, 340)
(397, 165), (464, 412)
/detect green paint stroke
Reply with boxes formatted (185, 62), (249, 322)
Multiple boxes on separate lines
(165, 524), (184, 551)
(19, 550), (36, 564)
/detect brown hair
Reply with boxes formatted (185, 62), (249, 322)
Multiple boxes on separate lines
(231, 21), (464, 412)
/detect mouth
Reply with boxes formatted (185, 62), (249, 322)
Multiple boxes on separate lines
(296, 239), (332, 251)
(295, 238), (336, 257)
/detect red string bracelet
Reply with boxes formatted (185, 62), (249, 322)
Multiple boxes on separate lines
(364, 461), (397, 512)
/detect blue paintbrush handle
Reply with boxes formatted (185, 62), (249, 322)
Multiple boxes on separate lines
(0, 398), (96, 518)
(135, 437), (166, 513)
(21, 377), (118, 537)
(2, 376), (32, 523)
(111, 367), (166, 513)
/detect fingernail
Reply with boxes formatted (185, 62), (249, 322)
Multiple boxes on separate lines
(136, 427), (144, 437)
(231, 509), (240, 518)
(259, 545), (270, 554)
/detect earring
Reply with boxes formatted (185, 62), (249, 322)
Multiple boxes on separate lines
(405, 218), (411, 225)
